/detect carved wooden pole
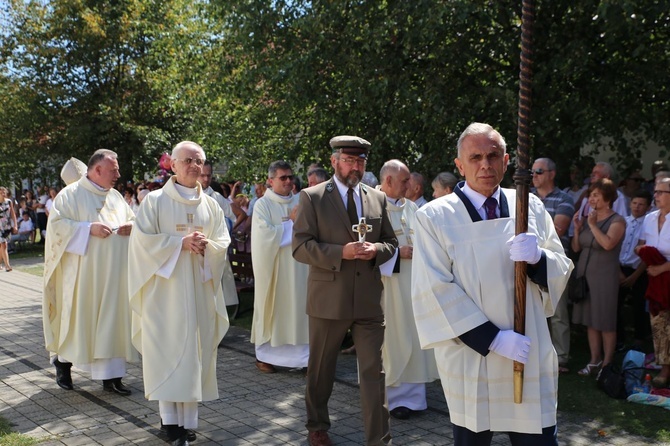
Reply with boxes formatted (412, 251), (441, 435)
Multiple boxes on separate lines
(513, 0), (535, 404)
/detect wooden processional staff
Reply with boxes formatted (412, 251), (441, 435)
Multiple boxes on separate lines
(513, 0), (535, 404)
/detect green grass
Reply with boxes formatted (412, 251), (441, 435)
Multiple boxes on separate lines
(0, 418), (38, 446)
(8, 242), (44, 277)
(559, 323), (670, 442)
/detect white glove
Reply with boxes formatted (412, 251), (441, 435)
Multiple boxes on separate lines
(507, 232), (542, 264)
(489, 330), (531, 364)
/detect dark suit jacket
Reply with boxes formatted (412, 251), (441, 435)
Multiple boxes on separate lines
(292, 179), (398, 320)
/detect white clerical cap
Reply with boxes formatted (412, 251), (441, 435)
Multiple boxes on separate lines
(60, 157), (87, 185)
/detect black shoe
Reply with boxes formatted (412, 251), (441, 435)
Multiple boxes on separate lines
(102, 378), (132, 396)
(169, 436), (189, 446)
(54, 359), (73, 390)
(390, 406), (412, 420)
(161, 423), (196, 442)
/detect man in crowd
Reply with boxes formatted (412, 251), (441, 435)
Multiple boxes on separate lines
(618, 189), (653, 350)
(378, 159), (439, 420)
(129, 141), (230, 446)
(531, 157), (575, 373)
(405, 172), (429, 207)
(200, 161), (247, 309)
(293, 135), (397, 446)
(43, 150), (137, 395)
(307, 166), (329, 187)
(411, 123), (572, 445)
(251, 160), (309, 373)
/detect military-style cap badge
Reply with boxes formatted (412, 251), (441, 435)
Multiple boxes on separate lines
(329, 135), (371, 157)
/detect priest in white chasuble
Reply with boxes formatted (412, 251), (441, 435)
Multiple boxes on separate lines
(377, 160), (439, 421)
(251, 160), (309, 373)
(411, 123), (572, 446)
(199, 161), (248, 308)
(43, 150), (137, 395)
(128, 141), (230, 446)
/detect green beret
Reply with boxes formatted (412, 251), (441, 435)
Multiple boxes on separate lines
(329, 135), (371, 157)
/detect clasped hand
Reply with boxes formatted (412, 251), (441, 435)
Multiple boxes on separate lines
(90, 222), (133, 238)
(342, 241), (377, 260)
(183, 231), (208, 256)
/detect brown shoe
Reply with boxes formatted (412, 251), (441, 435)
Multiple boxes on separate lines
(255, 360), (276, 374)
(308, 430), (332, 446)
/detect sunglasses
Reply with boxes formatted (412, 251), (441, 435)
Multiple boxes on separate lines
(273, 175), (295, 182)
(532, 168), (552, 175)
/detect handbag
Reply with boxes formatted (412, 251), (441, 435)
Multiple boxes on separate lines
(597, 363), (628, 399)
(568, 271), (589, 304)
(568, 237), (593, 304)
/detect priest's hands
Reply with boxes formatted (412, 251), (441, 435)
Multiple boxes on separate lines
(342, 241), (378, 260)
(507, 233), (542, 264)
(116, 222), (133, 236)
(90, 222), (116, 238)
(183, 231), (208, 255)
(489, 329), (531, 364)
(399, 245), (413, 259)
(90, 222), (133, 238)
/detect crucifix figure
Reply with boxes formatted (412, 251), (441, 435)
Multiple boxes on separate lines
(352, 217), (372, 242)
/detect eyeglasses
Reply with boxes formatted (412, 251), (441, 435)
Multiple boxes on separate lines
(272, 175), (295, 182)
(653, 190), (670, 195)
(339, 157), (367, 166)
(531, 168), (552, 175)
(175, 158), (205, 166)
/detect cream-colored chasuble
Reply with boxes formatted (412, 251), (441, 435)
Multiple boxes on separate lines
(250, 189), (309, 347)
(381, 197), (439, 387)
(43, 177), (138, 364)
(129, 177), (230, 402)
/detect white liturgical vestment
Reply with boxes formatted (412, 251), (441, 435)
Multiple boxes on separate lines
(43, 177), (138, 366)
(381, 197), (439, 388)
(411, 187), (572, 434)
(128, 177), (230, 402)
(250, 188), (309, 366)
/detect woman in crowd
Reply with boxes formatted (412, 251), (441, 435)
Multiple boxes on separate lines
(635, 177), (670, 387)
(24, 190), (38, 224)
(0, 187), (17, 271)
(571, 178), (626, 375)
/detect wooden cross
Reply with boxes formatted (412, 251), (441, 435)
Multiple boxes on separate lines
(352, 217), (372, 242)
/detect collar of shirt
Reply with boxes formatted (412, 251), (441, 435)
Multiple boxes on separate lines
(461, 182), (501, 219)
(86, 176), (109, 192)
(332, 175), (361, 204)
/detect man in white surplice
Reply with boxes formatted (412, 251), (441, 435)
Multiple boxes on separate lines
(377, 160), (439, 421)
(411, 123), (572, 446)
(251, 160), (309, 373)
(43, 150), (137, 395)
(128, 141), (230, 446)
(199, 161), (247, 308)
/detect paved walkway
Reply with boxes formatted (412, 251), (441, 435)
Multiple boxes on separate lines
(0, 260), (666, 445)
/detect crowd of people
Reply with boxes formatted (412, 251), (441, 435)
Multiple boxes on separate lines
(0, 126), (666, 446)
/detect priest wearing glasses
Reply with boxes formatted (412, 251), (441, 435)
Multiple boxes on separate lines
(129, 141), (230, 446)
